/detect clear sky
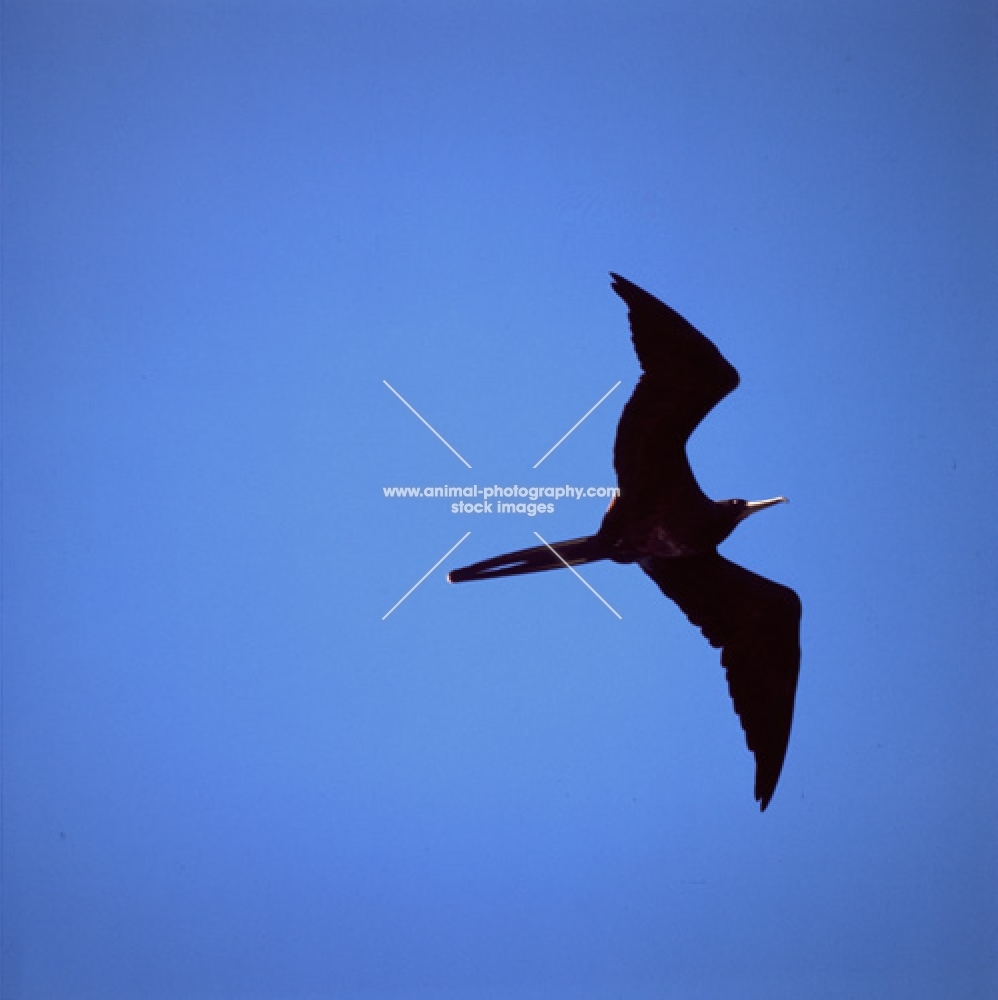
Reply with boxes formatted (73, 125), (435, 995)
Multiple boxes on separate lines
(3, 2), (996, 997)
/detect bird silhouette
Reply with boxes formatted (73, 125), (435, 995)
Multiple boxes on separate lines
(448, 273), (802, 811)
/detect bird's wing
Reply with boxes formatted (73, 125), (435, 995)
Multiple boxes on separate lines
(609, 274), (740, 501)
(641, 553), (802, 810)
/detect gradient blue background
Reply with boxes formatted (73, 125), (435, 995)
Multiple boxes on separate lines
(3, 2), (996, 997)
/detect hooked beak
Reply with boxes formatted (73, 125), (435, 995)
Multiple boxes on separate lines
(448, 535), (607, 583)
(739, 496), (789, 521)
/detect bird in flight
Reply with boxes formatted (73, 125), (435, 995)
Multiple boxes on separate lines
(448, 274), (802, 811)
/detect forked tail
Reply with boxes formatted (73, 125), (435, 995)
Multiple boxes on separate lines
(448, 535), (608, 583)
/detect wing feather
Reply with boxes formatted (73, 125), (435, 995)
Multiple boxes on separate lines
(609, 274), (739, 501)
(641, 553), (802, 810)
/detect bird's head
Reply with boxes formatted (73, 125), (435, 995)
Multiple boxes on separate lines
(717, 496), (788, 542)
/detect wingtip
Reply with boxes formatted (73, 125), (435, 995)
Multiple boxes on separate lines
(608, 272), (659, 308)
(756, 775), (779, 812)
(608, 272), (634, 301)
(755, 767), (778, 811)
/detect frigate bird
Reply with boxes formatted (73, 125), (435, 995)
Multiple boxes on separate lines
(448, 274), (802, 811)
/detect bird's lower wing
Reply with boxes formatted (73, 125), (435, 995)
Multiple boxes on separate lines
(641, 553), (802, 810)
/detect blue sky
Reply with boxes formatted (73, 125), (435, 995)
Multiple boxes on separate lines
(3, 2), (996, 997)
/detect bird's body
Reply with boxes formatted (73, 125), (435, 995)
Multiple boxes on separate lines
(448, 274), (802, 810)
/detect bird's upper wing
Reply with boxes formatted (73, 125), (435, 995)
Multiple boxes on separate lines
(641, 552), (802, 810)
(609, 274), (739, 502)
